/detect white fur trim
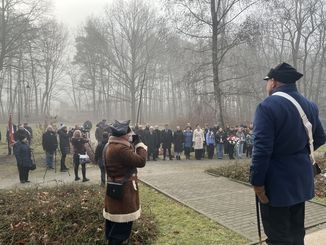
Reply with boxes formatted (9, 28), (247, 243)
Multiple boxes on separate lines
(132, 180), (137, 191)
(135, 142), (147, 151)
(103, 208), (141, 223)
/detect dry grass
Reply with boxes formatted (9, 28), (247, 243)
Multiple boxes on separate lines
(0, 185), (157, 244)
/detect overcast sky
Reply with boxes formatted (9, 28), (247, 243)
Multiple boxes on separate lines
(53, 0), (112, 28)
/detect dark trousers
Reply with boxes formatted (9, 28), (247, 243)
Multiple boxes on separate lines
(260, 202), (305, 245)
(100, 165), (105, 185)
(195, 149), (202, 160)
(105, 219), (133, 243)
(8, 142), (12, 155)
(228, 144), (235, 159)
(224, 142), (229, 154)
(202, 144), (206, 158)
(17, 165), (29, 182)
(163, 147), (172, 159)
(207, 144), (214, 159)
(184, 147), (191, 159)
(73, 154), (87, 179)
(154, 146), (160, 159)
(147, 148), (156, 160)
(60, 153), (67, 170)
(246, 145), (253, 158)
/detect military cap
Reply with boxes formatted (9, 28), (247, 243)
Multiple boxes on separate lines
(263, 62), (303, 83)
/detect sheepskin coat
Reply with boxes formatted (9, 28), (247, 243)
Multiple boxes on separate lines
(103, 136), (147, 223)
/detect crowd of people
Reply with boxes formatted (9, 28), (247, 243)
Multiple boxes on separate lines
(6, 117), (254, 185)
(124, 122), (255, 161)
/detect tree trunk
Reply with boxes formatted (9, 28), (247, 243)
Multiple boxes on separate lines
(211, 0), (224, 127)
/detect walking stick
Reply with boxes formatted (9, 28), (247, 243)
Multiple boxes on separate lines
(255, 195), (263, 245)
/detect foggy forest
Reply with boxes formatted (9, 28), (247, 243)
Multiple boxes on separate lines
(1, 0), (326, 126)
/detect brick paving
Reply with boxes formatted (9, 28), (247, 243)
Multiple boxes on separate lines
(138, 159), (326, 243)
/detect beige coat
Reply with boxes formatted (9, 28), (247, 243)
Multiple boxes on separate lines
(192, 128), (205, 149)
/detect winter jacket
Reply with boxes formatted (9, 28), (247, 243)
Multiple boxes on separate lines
(57, 129), (70, 154)
(193, 128), (205, 149)
(183, 131), (193, 148)
(42, 131), (58, 153)
(103, 136), (147, 223)
(147, 132), (159, 154)
(215, 131), (225, 144)
(71, 137), (88, 155)
(206, 131), (215, 145)
(13, 141), (33, 168)
(245, 134), (254, 146)
(173, 130), (184, 152)
(95, 139), (108, 167)
(14, 128), (30, 142)
(251, 84), (325, 207)
(161, 129), (173, 148)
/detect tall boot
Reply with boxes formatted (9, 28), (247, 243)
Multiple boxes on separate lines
(74, 163), (80, 181)
(82, 164), (89, 182)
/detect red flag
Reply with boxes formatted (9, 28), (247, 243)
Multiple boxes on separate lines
(8, 114), (15, 145)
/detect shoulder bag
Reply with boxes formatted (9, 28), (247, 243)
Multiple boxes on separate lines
(273, 91), (321, 176)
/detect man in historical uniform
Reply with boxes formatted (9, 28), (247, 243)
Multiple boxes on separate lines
(250, 63), (325, 244)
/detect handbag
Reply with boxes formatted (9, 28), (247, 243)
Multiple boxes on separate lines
(106, 181), (125, 200)
(79, 153), (90, 164)
(106, 169), (135, 200)
(273, 92), (321, 176)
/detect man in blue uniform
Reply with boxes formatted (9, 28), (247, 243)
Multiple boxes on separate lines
(250, 62), (325, 244)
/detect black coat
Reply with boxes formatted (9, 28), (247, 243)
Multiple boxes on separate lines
(173, 130), (184, 152)
(13, 141), (33, 168)
(95, 139), (108, 167)
(147, 132), (159, 154)
(161, 129), (173, 148)
(42, 131), (58, 153)
(142, 128), (150, 145)
(14, 129), (30, 142)
(71, 137), (88, 154)
(215, 131), (225, 144)
(153, 129), (161, 147)
(57, 129), (70, 154)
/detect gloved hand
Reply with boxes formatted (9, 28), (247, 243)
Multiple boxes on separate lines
(132, 134), (142, 146)
(253, 185), (269, 204)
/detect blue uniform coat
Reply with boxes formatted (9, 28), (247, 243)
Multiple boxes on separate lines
(250, 84), (325, 207)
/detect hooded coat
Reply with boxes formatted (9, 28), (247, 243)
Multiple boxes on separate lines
(103, 136), (147, 223)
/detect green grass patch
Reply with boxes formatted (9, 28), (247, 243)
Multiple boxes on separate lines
(140, 184), (247, 245)
(207, 160), (326, 199)
(313, 197), (326, 205)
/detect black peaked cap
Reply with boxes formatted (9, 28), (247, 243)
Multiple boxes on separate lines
(263, 62), (303, 83)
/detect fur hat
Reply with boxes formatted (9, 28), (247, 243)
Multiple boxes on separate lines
(109, 120), (131, 137)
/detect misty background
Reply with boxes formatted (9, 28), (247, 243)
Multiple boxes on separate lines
(1, 0), (326, 127)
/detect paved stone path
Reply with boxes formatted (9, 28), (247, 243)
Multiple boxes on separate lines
(138, 159), (326, 244)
